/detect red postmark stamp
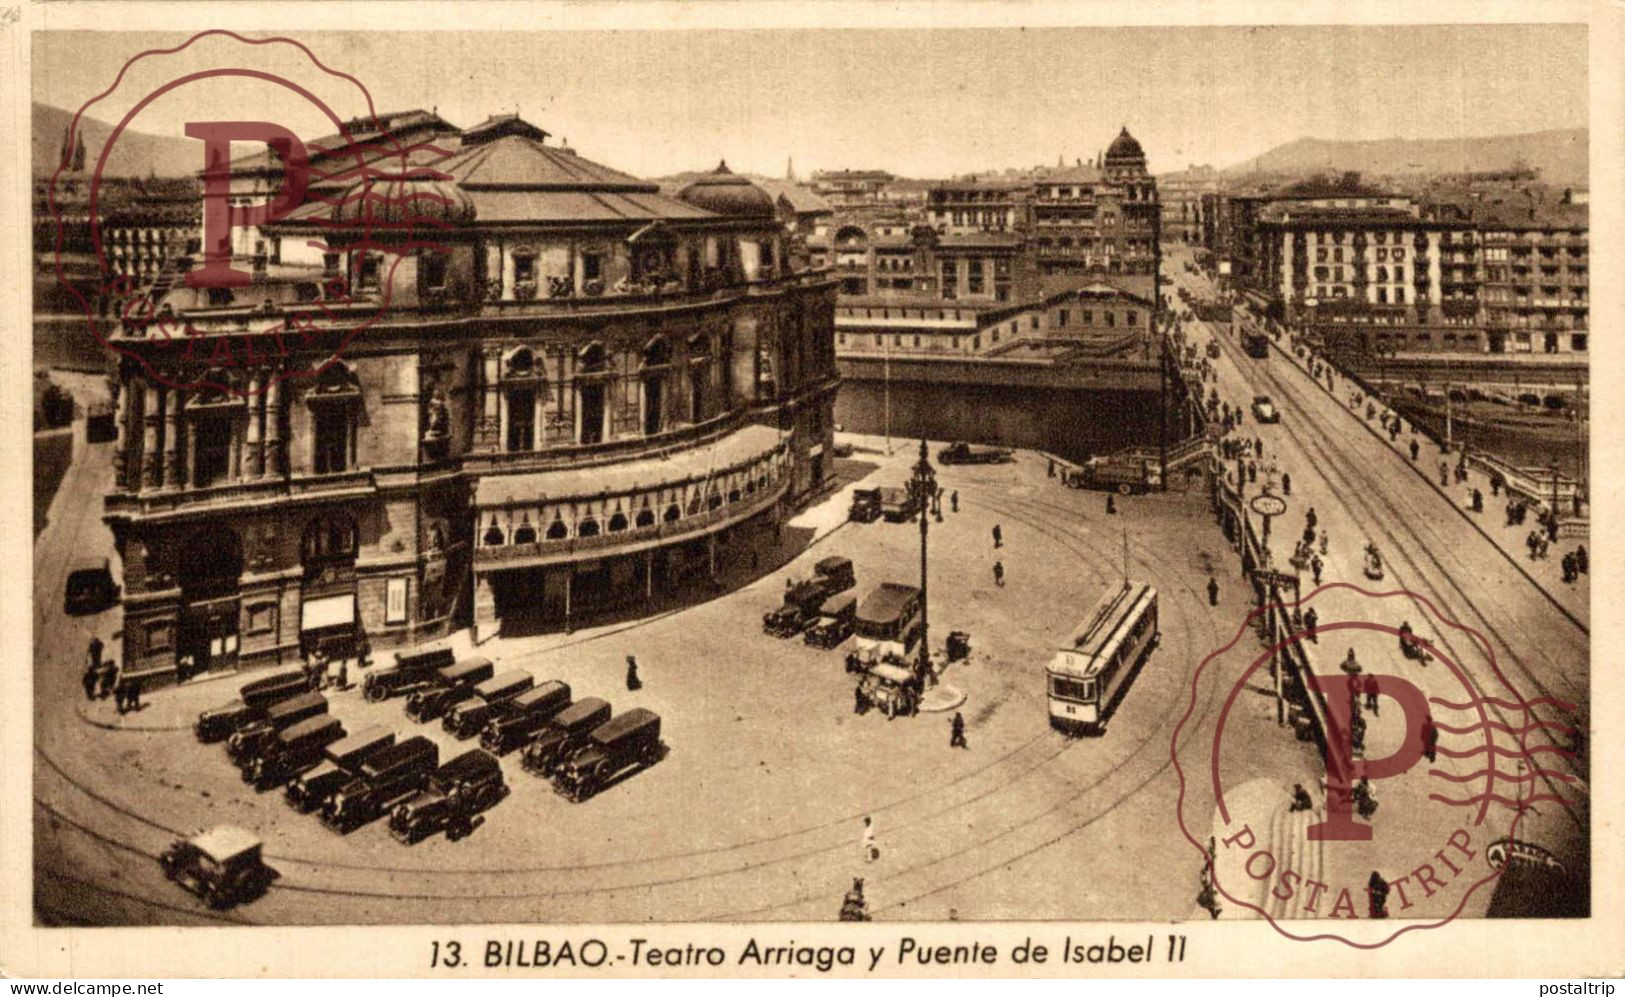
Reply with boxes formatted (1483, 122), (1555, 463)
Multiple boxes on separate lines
(1172, 581), (1581, 947)
(47, 30), (460, 398)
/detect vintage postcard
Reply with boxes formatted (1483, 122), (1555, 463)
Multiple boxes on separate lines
(4, 0), (1621, 980)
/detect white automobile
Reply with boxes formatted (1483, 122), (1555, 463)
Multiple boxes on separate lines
(1251, 395), (1280, 424)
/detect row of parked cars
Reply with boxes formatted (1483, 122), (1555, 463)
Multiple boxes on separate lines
(380, 648), (667, 803)
(762, 556), (858, 648)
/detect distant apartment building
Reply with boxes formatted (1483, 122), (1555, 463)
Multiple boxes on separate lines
(809, 169), (897, 207)
(1158, 165), (1218, 245)
(1030, 129), (1160, 279)
(926, 180), (1029, 234)
(1220, 173), (1589, 355)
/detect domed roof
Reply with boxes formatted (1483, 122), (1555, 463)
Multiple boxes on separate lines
(332, 175), (476, 226)
(677, 161), (776, 219)
(1104, 127), (1146, 166)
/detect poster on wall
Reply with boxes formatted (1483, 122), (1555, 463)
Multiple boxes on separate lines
(385, 577), (408, 624)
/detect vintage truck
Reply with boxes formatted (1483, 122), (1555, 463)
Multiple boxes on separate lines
(763, 577), (835, 638)
(284, 725), (396, 813)
(479, 681), (572, 755)
(937, 441), (1014, 465)
(521, 697), (613, 778)
(388, 749), (509, 844)
(225, 692), (328, 764)
(553, 708), (665, 802)
(363, 642), (457, 703)
(242, 714), (346, 790)
(804, 592), (858, 649)
(443, 670), (535, 739)
(404, 656), (495, 723)
(1061, 450), (1162, 495)
(321, 736), (440, 834)
(194, 670), (311, 744)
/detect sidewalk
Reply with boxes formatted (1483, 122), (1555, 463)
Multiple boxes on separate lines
(1273, 333), (1588, 627)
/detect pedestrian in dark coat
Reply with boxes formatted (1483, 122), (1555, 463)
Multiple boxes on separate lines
(1562, 553), (1576, 584)
(1576, 545), (1588, 574)
(1471, 489), (1483, 513)
(1421, 716), (1438, 762)
(950, 490), (959, 513)
(992, 560), (1005, 587)
(950, 712), (968, 749)
(1106, 494), (1117, 515)
(96, 660), (118, 699)
(1282, 472), (1292, 496)
(123, 676), (142, 713)
(1303, 607), (1318, 642)
(1311, 555), (1323, 586)
(992, 524), (1002, 549)
(1247, 461), (1257, 483)
(1207, 577), (1219, 606)
(1490, 472), (1504, 497)
(1363, 673), (1380, 715)
(1409, 439), (1420, 462)
(87, 636), (104, 673)
(1047, 458), (1055, 478)
(81, 663), (99, 702)
(625, 655), (642, 691)
(1368, 872), (1390, 919)
(1306, 507), (1317, 532)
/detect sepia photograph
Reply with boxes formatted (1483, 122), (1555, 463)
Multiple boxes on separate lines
(11, 4), (1615, 977)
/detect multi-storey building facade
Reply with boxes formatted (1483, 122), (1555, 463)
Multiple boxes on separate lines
(926, 180), (1028, 234)
(809, 169), (898, 208)
(102, 118), (838, 683)
(1157, 165), (1218, 245)
(1223, 174), (1588, 355)
(1030, 129), (1160, 280)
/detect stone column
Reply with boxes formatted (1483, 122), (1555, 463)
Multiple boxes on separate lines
(162, 388), (181, 488)
(113, 383), (129, 489)
(264, 378), (283, 477)
(140, 383), (160, 490)
(480, 350), (501, 450)
(245, 374), (264, 478)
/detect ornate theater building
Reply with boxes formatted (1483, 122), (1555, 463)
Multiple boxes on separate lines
(102, 115), (838, 682)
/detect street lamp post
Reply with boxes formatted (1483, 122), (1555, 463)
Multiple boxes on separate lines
(908, 439), (937, 687)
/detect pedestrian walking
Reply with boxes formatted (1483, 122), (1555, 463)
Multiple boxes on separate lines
(950, 711), (968, 749)
(1490, 471), (1504, 497)
(1537, 536), (1550, 560)
(1350, 713), (1368, 756)
(1409, 439), (1419, 462)
(1547, 516), (1559, 543)
(1526, 531), (1539, 560)
(1306, 506), (1317, 532)
(87, 635), (104, 673)
(326, 653), (346, 691)
(1363, 673), (1380, 715)
(1421, 715), (1439, 763)
(1561, 553), (1575, 584)
(124, 675), (142, 713)
(1368, 872), (1391, 919)
(97, 659), (118, 699)
(1311, 555), (1323, 586)
(1471, 488), (1483, 514)
(1319, 529), (1328, 556)
(853, 684), (866, 715)
(861, 816), (877, 863)
(992, 524), (1002, 549)
(1439, 460), (1449, 487)
(1106, 494), (1117, 515)
(840, 878), (870, 922)
(1207, 576), (1219, 606)
(625, 655), (642, 691)
(1576, 545), (1588, 574)
(81, 661), (99, 702)
(1247, 461), (1257, 484)
(992, 560), (1005, 587)
(951, 490), (959, 513)
(1303, 606), (1319, 642)
(1282, 472), (1292, 496)
(1048, 458), (1055, 478)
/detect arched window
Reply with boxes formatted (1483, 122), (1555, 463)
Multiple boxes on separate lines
(608, 512), (628, 533)
(308, 362), (361, 475)
(636, 508), (655, 528)
(664, 503), (681, 523)
(482, 520), (505, 546)
(302, 514), (359, 566)
(578, 517), (600, 538)
(513, 522), (537, 545)
(642, 337), (672, 436)
(546, 518), (568, 541)
(577, 342), (608, 445)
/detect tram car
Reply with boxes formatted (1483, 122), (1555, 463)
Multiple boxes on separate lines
(1047, 580), (1159, 735)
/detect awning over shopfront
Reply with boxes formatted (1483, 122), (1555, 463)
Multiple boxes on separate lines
(474, 423), (786, 509)
(300, 593), (356, 632)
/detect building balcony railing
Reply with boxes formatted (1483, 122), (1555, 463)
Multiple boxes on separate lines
(472, 474), (789, 571)
(106, 467), (378, 520)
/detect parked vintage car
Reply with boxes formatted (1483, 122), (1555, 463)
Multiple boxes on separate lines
(937, 441), (1014, 465)
(804, 592), (858, 649)
(878, 486), (919, 523)
(226, 692), (328, 764)
(388, 749), (509, 844)
(1206, 340), (1221, 359)
(404, 656), (495, 723)
(243, 714), (346, 790)
(158, 825), (275, 909)
(64, 557), (120, 615)
(1251, 394), (1281, 424)
(764, 578), (833, 638)
(479, 681), (572, 755)
(848, 487), (882, 523)
(194, 670), (310, 743)
(813, 555), (856, 594)
(363, 643), (456, 703)
(521, 697), (612, 777)
(321, 735), (439, 834)
(554, 708), (665, 802)
(284, 725), (395, 813)
(443, 669), (535, 739)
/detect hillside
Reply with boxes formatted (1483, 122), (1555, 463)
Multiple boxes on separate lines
(33, 102), (199, 178)
(1227, 129), (1587, 187)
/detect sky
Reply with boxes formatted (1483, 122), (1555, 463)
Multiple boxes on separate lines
(33, 25), (1588, 180)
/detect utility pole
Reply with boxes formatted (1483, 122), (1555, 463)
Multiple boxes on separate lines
(883, 334), (892, 456)
(908, 440), (937, 688)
